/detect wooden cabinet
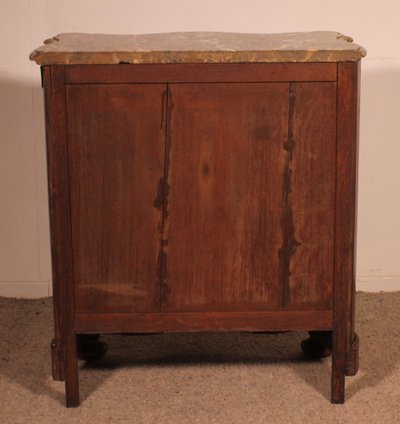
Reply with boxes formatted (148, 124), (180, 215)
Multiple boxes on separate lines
(31, 32), (366, 407)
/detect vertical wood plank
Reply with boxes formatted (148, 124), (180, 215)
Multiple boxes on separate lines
(44, 65), (79, 406)
(43, 66), (64, 381)
(331, 61), (360, 403)
(283, 82), (337, 310)
(66, 84), (166, 314)
(164, 83), (288, 312)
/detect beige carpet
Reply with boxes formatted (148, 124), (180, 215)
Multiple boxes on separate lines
(0, 292), (399, 423)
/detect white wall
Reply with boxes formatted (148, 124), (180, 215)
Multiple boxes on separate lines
(0, 0), (399, 297)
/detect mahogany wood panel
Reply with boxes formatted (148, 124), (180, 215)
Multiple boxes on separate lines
(66, 84), (166, 314)
(163, 83), (288, 312)
(65, 63), (337, 84)
(75, 310), (333, 333)
(283, 82), (337, 310)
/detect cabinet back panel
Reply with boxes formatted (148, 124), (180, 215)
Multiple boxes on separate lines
(163, 83), (288, 312)
(283, 82), (337, 309)
(66, 84), (166, 314)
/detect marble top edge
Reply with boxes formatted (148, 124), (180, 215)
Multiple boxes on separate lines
(30, 31), (367, 64)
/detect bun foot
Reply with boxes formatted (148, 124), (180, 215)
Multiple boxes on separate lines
(77, 334), (107, 362)
(301, 331), (332, 358)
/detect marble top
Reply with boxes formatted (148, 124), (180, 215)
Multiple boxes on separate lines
(30, 31), (366, 65)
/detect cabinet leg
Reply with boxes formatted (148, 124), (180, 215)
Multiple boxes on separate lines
(65, 333), (80, 407)
(331, 328), (346, 404)
(301, 331), (332, 358)
(331, 363), (345, 403)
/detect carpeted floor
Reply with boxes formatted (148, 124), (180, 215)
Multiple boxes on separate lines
(0, 292), (399, 423)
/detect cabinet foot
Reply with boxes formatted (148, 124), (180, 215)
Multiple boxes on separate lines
(331, 376), (345, 404)
(77, 334), (107, 362)
(301, 331), (332, 358)
(65, 334), (80, 407)
(331, 356), (345, 404)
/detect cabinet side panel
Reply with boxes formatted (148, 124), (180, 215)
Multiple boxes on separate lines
(284, 82), (337, 310)
(164, 83), (288, 312)
(66, 84), (166, 314)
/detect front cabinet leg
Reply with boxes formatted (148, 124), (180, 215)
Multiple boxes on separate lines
(331, 326), (346, 404)
(65, 333), (79, 407)
(331, 364), (345, 403)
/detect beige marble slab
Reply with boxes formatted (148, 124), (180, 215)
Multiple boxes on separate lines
(29, 31), (366, 65)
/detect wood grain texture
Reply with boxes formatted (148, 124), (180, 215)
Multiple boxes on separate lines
(44, 65), (79, 406)
(42, 66), (65, 382)
(331, 61), (360, 403)
(65, 63), (337, 84)
(66, 84), (166, 314)
(39, 57), (363, 406)
(163, 83), (288, 312)
(283, 82), (337, 310)
(75, 310), (333, 334)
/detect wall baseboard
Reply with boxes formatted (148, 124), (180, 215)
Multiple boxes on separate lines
(356, 276), (400, 292)
(1, 277), (399, 299)
(0, 281), (51, 298)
